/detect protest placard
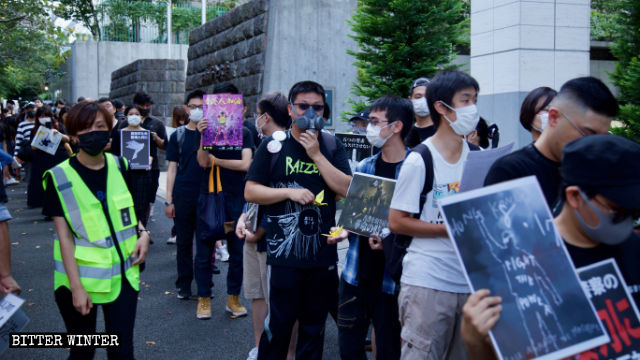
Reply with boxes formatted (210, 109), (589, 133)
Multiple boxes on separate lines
(335, 133), (373, 172)
(459, 142), (514, 192)
(0, 294), (30, 354)
(245, 202), (259, 233)
(566, 259), (640, 359)
(30, 127), (62, 155)
(120, 130), (151, 170)
(338, 173), (396, 238)
(202, 94), (243, 150)
(439, 176), (609, 360)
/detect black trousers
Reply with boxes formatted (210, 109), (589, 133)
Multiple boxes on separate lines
(258, 265), (338, 360)
(54, 280), (138, 359)
(337, 278), (401, 360)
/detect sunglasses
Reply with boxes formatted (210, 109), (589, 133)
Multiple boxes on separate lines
(292, 103), (324, 112)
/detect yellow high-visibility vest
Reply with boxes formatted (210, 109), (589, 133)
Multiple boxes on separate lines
(44, 153), (140, 303)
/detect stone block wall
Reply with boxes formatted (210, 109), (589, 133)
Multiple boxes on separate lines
(186, 0), (269, 113)
(110, 59), (186, 125)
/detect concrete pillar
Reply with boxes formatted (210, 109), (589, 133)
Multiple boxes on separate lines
(471, 0), (591, 148)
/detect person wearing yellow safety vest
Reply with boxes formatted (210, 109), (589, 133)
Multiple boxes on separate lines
(42, 101), (150, 359)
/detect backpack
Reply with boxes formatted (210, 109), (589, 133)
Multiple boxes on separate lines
(382, 141), (479, 283)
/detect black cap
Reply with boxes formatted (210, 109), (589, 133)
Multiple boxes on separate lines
(410, 77), (431, 93)
(561, 134), (640, 209)
(350, 109), (370, 123)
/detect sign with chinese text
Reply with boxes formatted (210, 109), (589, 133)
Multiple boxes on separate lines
(202, 94), (243, 150)
(335, 133), (373, 173)
(567, 259), (640, 359)
(439, 176), (609, 360)
(339, 173), (396, 238)
(120, 130), (151, 170)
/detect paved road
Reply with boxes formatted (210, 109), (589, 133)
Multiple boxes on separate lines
(3, 181), (343, 359)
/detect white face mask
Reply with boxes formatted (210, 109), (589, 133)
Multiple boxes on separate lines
(189, 108), (203, 123)
(255, 113), (266, 135)
(411, 97), (430, 117)
(40, 117), (51, 124)
(127, 115), (142, 126)
(366, 122), (394, 148)
(442, 102), (480, 136)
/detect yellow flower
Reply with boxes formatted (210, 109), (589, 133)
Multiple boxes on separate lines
(314, 190), (327, 206)
(322, 225), (344, 238)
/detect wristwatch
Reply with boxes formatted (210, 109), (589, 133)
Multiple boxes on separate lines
(164, 201), (173, 206)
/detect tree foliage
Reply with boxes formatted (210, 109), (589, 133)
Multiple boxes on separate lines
(0, 0), (71, 99)
(608, 0), (640, 142)
(53, 0), (101, 39)
(346, 0), (468, 115)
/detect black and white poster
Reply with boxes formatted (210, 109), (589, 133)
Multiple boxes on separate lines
(338, 173), (396, 238)
(0, 294), (29, 354)
(31, 127), (62, 155)
(568, 259), (640, 359)
(120, 130), (150, 170)
(439, 176), (609, 360)
(335, 133), (373, 173)
(245, 202), (259, 233)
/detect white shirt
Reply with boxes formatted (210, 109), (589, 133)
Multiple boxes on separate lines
(389, 138), (470, 293)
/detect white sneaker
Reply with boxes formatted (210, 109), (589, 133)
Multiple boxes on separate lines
(4, 177), (18, 186)
(218, 244), (230, 262)
(246, 347), (258, 360)
(167, 235), (176, 244)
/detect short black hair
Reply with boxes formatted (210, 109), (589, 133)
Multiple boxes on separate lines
(185, 89), (205, 104)
(370, 95), (415, 140)
(98, 97), (111, 104)
(426, 70), (480, 129)
(124, 105), (139, 116)
(133, 91), (153, 105)
(520, 87), (557, 131)
(112, 99), (124, 109)
(213, 83), (239, 94)
(258, 92), (290, 128)
(33, 97), (42, 102)
(77, 96), (86, 103)
(557, 77), (618, 118)
(54, 99), (66, 107)
(288, 81), (326, 104)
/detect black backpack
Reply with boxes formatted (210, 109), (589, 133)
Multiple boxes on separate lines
(382, 141), (480, 283)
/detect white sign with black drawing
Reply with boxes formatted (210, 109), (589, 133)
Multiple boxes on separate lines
(0, 294), (30, 354)
(438, 176), (609, 360)
(31, 127), (62, 155)
(120, 130), (150, 170)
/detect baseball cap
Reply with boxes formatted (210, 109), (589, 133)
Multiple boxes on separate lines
(349, 109), (370, 123)
(410, 77), (431, 93)
(561, 134), (640, 209)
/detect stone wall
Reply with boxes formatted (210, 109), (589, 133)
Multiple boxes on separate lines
(110, 59), (186, 125)
(186, 0), (269, 114)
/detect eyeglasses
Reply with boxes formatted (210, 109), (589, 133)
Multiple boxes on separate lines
(368, 119), (389, 127)
(188, 104), (203, 110)
(558, 110), (587, 137)
(253, 113), (266, 120)
(292, 103), (324, 112)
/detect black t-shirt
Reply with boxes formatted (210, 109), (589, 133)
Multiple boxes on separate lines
(404, 124), (436, 148)
(43, 156), (133, 218)
(200, 126), (254, 197)
(243, 119), (261, 149)
(565, 234), (640, 307)
(166, 127), (204, 198)
(358, 157), (401, 285)
(246, 131), (352, 268)
(484, 143), (561, 209)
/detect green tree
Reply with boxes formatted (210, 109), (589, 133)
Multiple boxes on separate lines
(0, 0), (70, 99)
(346, 0), (468, 115)
(609, 0), (640, 142)
(53, 0), (102, 39)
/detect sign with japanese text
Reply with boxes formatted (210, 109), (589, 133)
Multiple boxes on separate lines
(202, 94), (243, 150)
(567, 259), (640, 359)
(339, 173), (396, 238)
(439, 176), (609, 360)
(120, 130), (151, 170)
(335, 133), (373, 173)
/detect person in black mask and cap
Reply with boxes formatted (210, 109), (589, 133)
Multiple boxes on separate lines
(460, 134), (640, 359)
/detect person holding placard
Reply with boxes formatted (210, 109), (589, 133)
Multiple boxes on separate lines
(461, 134), (640, 360)
(332, 95), (413, 359)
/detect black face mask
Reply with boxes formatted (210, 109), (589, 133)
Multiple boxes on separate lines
(77, 131), (110, 156)
(139, 108), (150, 117)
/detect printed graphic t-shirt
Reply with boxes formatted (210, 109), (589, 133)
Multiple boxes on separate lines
(389, 138), (471, 293)
(246, 131), (352, 268)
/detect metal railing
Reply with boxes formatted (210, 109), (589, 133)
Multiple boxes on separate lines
(98, 0), (229, 44)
